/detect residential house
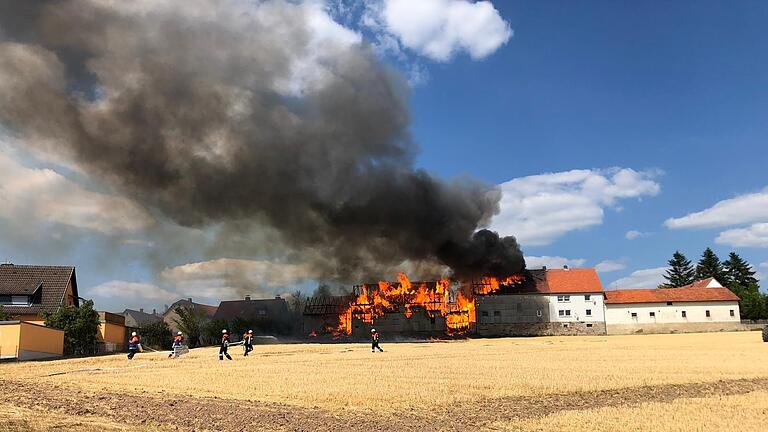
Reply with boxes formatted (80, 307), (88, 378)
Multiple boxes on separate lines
(604, 278), (741, 334)
(476, 267), (607, 336)
(214, 296), (291, 336)
(0, 263), (79, 324)
(122, 308), (163, 328)
(163, 298), (218, 334)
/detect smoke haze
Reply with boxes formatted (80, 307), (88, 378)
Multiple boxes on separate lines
(0, 0), (524, 282)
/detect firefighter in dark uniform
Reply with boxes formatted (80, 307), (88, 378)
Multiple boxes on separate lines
(371, 328), (383, 353)
(127, 332), (141, 360)
(168, 331), (184, 358)
(219, 329), (233, 360)
(243, 329), (254, 357)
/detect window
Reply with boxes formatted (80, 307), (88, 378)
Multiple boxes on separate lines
(585, 309), (592, 316)
(536, 309), (542, 317)
(558, 309), (571, 317)
(586, 323), (593, 328)
(706, 310), (711, 318)
(430, 317), (436, 324)
(0, 295), (30, 306)
(730, 310), (735, 317)
(649, 312), (655, 318)
(257, 309), (267, 315)
(557, 295), (571, 302)
(562, 323), (569, 328)
(631, 312), (638, 318)
(682, 310), (687, 318)
(584, 295), (591, 301)
(666, 302), (673, 306)
(481, 311), (489, 317)
(493, 311), (501, 317)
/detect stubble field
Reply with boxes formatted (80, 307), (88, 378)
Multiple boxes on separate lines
(1, 332), (767, 431)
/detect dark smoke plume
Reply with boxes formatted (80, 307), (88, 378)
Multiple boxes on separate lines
(0, 0), (524, 281)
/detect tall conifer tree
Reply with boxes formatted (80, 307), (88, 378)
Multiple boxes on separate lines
(723, 252), (758, 289)
(695, 248), (726, 283)
(660, 251), (696, 288)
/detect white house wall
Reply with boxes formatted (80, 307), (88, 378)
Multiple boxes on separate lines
(604, 301), (741, 335)
(549, 293), (605, 323)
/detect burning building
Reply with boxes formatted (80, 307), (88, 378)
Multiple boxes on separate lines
(303, 267), (607, 339)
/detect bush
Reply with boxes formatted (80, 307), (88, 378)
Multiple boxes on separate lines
(0, 305), (11, 321)
(43, 300), (100, 355)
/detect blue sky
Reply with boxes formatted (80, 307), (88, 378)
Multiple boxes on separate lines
(1, 0), (767, 311)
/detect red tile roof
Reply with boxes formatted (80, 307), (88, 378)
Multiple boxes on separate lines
(604, 286), (739, 304)
(544, 268), (604, 294)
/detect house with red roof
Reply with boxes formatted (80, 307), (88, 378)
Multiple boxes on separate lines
(476, 266), (607, 336)
(604, 277), (741, 335)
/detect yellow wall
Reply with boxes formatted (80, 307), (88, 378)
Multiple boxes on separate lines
(19, 322), (64, 355)
(0, 323), (21, 358)
(99, 322), (126, 344)
(14, 315), (45, 325)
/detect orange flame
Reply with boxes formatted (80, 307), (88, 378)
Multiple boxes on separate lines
(329, 273), (523, 336)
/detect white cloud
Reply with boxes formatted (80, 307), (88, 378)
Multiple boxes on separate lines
(595, 259), (627, 273)
(625, 230), (646, 240)
(665, 189), (768, 230)
(525, 256), (585, 270)
(491, 168), (661, 246)
(86, 280), (179, 311)
(0, 151), (154, 234)
(715, 223), (768, 248)
(378, 0), (511, 62)
(608, 267), (668, 289)
(160, 258), (318, 299)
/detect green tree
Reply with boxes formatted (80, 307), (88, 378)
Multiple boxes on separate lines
(695, 248), (726, 283)
(43, 300), (100, 355)
(0, 305), (11, 321)
(173, 307), (204, 347)
(723, 252), (758, 289)
(659, 251), (696, 288)
(140, 320), (173, 349)
(202, 319), (230, 345)
(733, 284), (767, 321)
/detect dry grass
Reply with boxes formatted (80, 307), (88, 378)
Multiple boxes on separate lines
(489, 390), (768, 432)
(0, 403), (169, 432)
(2, 332), (767, 414)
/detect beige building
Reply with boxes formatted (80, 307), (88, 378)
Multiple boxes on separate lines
(604, 278), (741, 334)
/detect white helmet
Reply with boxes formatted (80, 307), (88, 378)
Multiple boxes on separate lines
(131, 332), (137, 336)
(248, 330), (253, 334)
(177, 331), (182, 335)
(222, 329), (228, 333)
(371, 328), (376, 333)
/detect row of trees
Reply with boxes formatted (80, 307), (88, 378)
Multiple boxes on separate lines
(661, 248), (766, 320)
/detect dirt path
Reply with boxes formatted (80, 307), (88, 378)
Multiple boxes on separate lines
(2, 377), (767, 431)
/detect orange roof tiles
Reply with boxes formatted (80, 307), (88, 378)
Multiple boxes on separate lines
(544, 268), (604, 294)
(604, 286), (739, 304)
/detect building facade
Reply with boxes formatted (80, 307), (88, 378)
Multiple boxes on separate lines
(0, 264), (79, 324)
(604, 278), (741, 334)
(476, 268), (607, 337)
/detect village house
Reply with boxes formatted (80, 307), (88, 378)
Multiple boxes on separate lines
(121, 308), (163, 328)
(604, 278), (741, 334)
(214, 296), (291, 336)
(0, 263), (79, 359)
(163, 298), (218, 334)
(475, 267), (607, 337)
(0, 263), (79, 323)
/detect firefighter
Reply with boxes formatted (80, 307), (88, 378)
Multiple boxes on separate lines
(219, 329), (233, 360)
(127, 331), (141, 360)
(371, 328), (383, 353)
(243, 329), (254, 357)
(168, 331), (184, 358)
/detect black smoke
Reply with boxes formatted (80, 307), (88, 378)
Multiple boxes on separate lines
(0, 0), (525, 281)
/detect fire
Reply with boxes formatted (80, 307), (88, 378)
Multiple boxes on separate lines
(327, 272), (522, 337)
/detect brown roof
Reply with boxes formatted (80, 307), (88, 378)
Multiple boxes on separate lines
(544, 268), (604, 294)
(604, 286), (740, 304)
(164, 299), (218, 318)
(214, 298), (289, 321)
(0, 264), (78, 315)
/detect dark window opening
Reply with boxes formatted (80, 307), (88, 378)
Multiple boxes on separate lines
(631, 312), (638, 318)
(706, 310), (711, 318)
(430, 317), (436, 324)
(481, 311), (489, 317)
(584, 295), (591, 301)
(586, 323), (593, 328)
(585, 309), (592, 316)
(650, 312), (655, 317)
(666, 302), (673, 306)
(493, 311), (501, 317)
(682, 311), (687, 318)
(730, 310), (735, 317)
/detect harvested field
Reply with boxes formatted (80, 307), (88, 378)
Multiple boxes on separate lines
(1, 332), (767, 431)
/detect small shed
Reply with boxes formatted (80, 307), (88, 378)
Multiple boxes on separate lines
(0, 320), (64, 360)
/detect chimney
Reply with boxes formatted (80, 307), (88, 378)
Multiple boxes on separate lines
(542, 265), (547, 271)
(563, 265), (569, 270)
(139, 308), (144, 313)
(164, 304), (169, 312)
(188, 297), (192, 302)
(275, 295), (281, 300)
(245, 295), (251, 301)
(152, 308), (156, 315)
